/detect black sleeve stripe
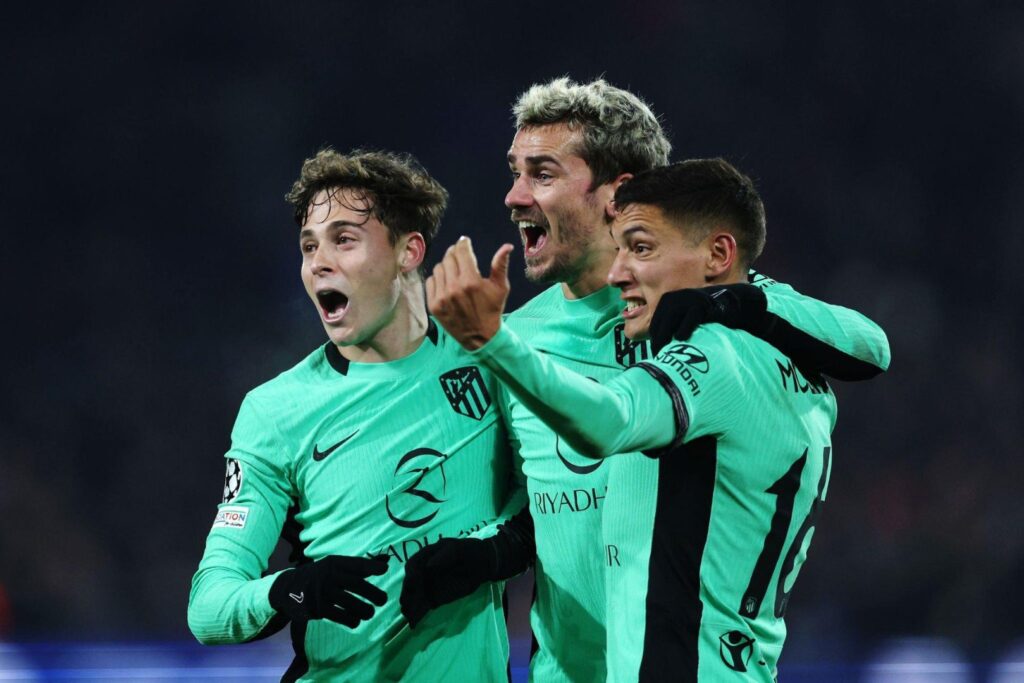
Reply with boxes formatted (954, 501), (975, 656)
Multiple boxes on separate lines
(635, 363), (689, 458)
(763, 313), (885, 381)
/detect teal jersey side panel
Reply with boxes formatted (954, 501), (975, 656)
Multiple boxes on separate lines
(189, 326), (519, 682)
(505, 284), (650, 683)
(605, 325), (837, 682)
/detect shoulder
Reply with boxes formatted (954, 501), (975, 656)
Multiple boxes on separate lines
(245, 345), (326, 401)
(748, 270), (794, 293)
(506, 284), (563, 326)
(658, 324), (744, 374)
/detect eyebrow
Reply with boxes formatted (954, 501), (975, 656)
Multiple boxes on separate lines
(507, 153), (564, 168)
(299, 220), (366, 238)
(618, 225), (651, 239)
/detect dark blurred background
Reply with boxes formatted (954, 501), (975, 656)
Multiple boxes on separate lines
(1, 0), (1021, 678)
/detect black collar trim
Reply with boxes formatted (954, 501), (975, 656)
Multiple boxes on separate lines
(323, 320), (437, 376)
(324, 342), (350, 376)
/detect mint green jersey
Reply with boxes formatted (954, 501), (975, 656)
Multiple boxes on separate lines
(604, 328), (837, 682)
(188, 322), (524, 682)
(503, 284), (650, 683)
(475, 274), (884, 679)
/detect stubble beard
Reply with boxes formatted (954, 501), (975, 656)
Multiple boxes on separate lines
(523, 203), (600, 286)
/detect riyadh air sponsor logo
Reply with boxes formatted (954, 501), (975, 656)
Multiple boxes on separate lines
(719, 630), (755, 672)
(222, 459), (243, 503)
(660, 343), (709, 396)
(373, 519), (490, 563)
(439, 366), (492, 420)
(385, 448), (448, 529)
(532, 486), (606, 515)
(614, 323), (650, 367)
(555, 434), (602, 474)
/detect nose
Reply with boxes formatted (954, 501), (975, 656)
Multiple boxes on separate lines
(505, 174), (533, 210)
(607, 250), (633, 289)
(310, 245), (334, 275)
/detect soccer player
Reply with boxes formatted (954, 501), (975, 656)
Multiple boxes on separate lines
(401, 78), (890, 683)
(429, 158), (873, 682)
(187, 149), (525, 681)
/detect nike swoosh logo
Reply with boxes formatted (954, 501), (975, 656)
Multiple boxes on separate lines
(312, 430), (359, 461)
(289, 592), (304, 604)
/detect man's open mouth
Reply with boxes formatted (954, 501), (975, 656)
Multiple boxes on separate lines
(316, 289), (349, 323)
(622, 297), (646, 319)
(517, 220), (549, 257)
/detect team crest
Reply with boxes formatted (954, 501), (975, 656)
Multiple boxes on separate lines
(614, 323), (650, 367)
(439, 366), (491, 420)
(222, 458), (243, 503)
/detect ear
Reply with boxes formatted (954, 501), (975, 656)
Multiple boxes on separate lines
(705, 231), (739, 280)
(603, 172), (634, 219)
(398, 232), (427, 274)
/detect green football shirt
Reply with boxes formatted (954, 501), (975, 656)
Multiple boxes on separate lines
(500, 276), (888, 682)
(188, 322), (525, 682)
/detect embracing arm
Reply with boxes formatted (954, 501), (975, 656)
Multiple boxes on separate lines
(650, 274), (890, 380)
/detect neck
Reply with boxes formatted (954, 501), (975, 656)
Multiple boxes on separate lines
(337, 278), (429, 364)
(707, 266), (749, 287)
(560, 239), (617, 300)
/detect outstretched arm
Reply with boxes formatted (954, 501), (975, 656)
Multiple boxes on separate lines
(427, 237), (675, 459)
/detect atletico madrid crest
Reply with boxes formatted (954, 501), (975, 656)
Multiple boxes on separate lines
(614, 323), (650, 367)
(439, 366), (492, 420)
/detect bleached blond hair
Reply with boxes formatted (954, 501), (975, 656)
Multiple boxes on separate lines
(513, 77), (671, 188)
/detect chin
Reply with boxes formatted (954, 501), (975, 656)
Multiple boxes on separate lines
(623, 320), (649, 341)
(325, 326), (357, 347)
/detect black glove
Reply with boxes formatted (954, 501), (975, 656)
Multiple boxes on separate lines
(400, 507), (535, 628)
(268, 555), (389, 628)
(649, 283), (768, 353)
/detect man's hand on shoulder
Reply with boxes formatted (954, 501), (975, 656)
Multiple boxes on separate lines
(427, 237), (514, 350)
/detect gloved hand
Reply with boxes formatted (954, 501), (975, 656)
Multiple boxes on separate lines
(401, 508), (535, 628)
(649, 283), (768, 353)
(268, 555), (389, 628)
(400, 538), (497, 628)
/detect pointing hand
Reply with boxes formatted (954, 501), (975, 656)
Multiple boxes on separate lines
(427, 237), (514, 350)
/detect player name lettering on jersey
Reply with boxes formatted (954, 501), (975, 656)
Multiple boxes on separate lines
(532, 487), (606, 515)
(776, 358), (829, 395)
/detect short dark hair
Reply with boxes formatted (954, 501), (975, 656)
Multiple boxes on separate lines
(614, 158), (766, 268)
(285, 148), (449, 260)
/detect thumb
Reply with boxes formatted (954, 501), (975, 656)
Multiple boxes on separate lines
(489, 243), (514, 285)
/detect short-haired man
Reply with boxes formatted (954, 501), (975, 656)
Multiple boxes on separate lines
(188, 148), (524, 681)
(429, 158), (880, 681)
(402, 79), (889, 682)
